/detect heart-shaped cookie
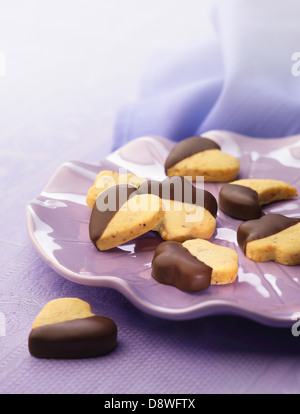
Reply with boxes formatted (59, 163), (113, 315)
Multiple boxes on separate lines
(152, 239), (238, 292)
(86, 170), (146, 210)
(89, 184), (163, 250)
(237, 214), (300, 265)
(28, 298), (118, 359)
(151, 241), (212, 292)
(164, 136), (240, 182)
(219, 179), (298, 220)
(137, 176), (218, 242)
(182, 239), (239, 285)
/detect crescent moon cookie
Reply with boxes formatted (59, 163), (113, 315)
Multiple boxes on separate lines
(28, 298), (118, 359)
(164, 136), (240, 182)
(219, 179), (298, 220)
(86, 170), (147, 210)
(151, 240), (238, 292)
(89, 184), (163, 251)
(138, 176), (218, 242)
(237, 214), (300, 265)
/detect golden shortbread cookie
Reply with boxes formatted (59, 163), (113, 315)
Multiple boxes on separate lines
(219, 179), (298, 220)
(88, 176), (218, 250)
(86, 170), (146, 210)
(230, 178), (298, 205)
(89, 184), (163, 251)
(137, 177), (218, 243)
(153, 200), (216, 242)
(32, 298), (94, 329)
(237, 214), (300, 265)
(164, 136), (240, 182)
(98, 194), (163, 251)
(182, 239), (239, 285)
(28, 298), (118, 359)
(167, 149), (240, 182)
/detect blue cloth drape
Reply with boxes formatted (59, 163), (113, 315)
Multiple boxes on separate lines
(113, 0), (300, 150)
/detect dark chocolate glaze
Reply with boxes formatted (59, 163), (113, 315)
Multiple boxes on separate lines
(151, 241), (212, 292)
(89, 178), (218, 249)
(28, 316), (117, 359)
(89, 184), (137, 248)
(136, 176), (218, 218)
(164, 136), (221, 171)
(219, 183), (263, 220)
(237, 214), (300, 253)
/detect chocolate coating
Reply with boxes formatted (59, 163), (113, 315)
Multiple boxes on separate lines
(164, 136), (221, 171)
(89, 184), (137, 247)
(89, 177), (218, 249)
(219, 183), (263, 220)
(137, 176), (218, 218)
(151, 241), (212, 292)
(28, 316), (117, 359)
(237, 214), (300, 253)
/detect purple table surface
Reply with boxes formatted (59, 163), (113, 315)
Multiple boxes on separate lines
(1, 0), (300, 395)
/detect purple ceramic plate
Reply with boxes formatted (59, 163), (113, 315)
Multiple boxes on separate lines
(26, 131), (300, 327)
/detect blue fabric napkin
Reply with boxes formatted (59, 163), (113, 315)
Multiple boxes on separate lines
(113, 0), (300, 150)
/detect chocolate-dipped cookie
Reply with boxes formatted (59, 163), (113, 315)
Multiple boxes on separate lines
(219, 184), (263, 220)
(89, 184), (163, 250)
(89, 177), (218, 250)
(28, 298), (118, 359)
(182, 239), (239, 285)
(138, 176), (218, 242)
(151, 241), (212, 292)
(165, 136), (240, 182)
(237, 214), (300, 265)
(219, 179), (298, 220)
(86, 170), (147, 210)
(152, 239), (238, 292)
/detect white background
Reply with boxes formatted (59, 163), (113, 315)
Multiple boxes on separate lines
(0, 1), (214, 157)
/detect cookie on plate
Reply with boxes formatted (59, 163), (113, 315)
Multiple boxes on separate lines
(164, 136), (240, 182)
(219, 179), (298, 220)
(237, 214), (300, 265)
(89, 184), (163, 250)
(28, 298), (118, 359)
(86, 170), (146, 210)
(151, 239), (238, 292)
(137, 176), (218, 242)
(182, 239), (239, 285)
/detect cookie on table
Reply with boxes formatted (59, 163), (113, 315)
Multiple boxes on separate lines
(89, 184), (163, 250)
(28, 298), (118, 359)
(237, 214), (300, 265)
(219, 179), (298, 220)
(137, 176), (218, 242)
(151, 239), (238, 292)
(164, 136), (240, 182)
(86, 170), (147, 210)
